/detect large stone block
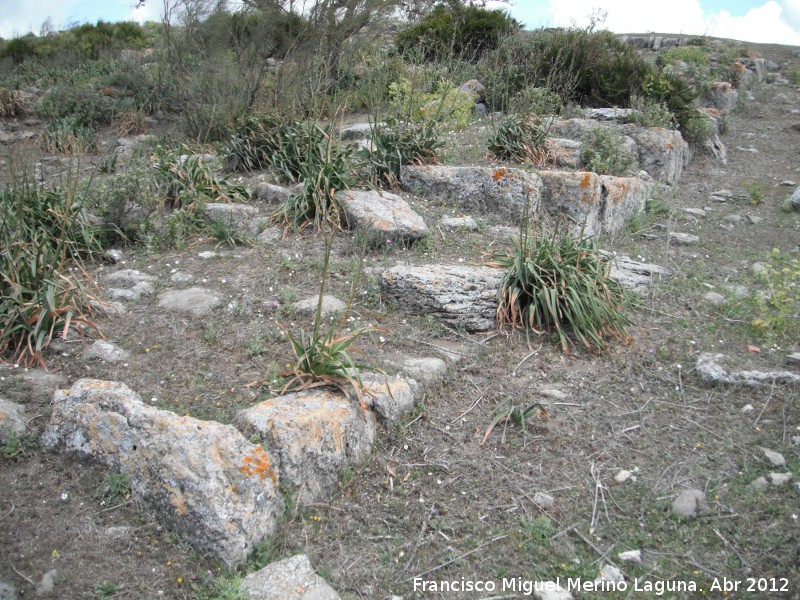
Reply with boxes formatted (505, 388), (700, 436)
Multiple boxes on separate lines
(233, 389), (376, 505)
(335, 189), (428, 243)
(620, 126), (688, 185)
(400, 165), (541, 223)
(382, 264), (503, 331)
(41, 379), (282, 568)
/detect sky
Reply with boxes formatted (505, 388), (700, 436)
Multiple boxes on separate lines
(1, 0), (800, 45)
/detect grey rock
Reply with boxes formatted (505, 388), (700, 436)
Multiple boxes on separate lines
(41, 379), (282, 568)
(683, 208), (707, 218)
(533, 582), (573, 600)
(769, 472), (792, 486)
(83, 340), (130, 364)
(198, 251), (220, 259)
(762, 448), (786, 467)
(439, 216), (478, 232)
(668, 232), (699, 246)
(36, 569), (58, 596)
(595, 564), (625, 585)
(108, 282), (155, 301)
(789, 187), (800, 212)
(169, 271), (195, 286)
(0, 580), (18, 600)
(736, 146), (759, 154)
(620, 125), (689, 185)
(533, 492), (555, 508)
(458, 79), (486, 103)
(588, 108), (636, 121)
(787, 352), (800, 366)
(746, 214), (763, 224)
(90, 297), (126, 315)
(257, 227), (283, 243)
(724, 214), (744, 224)
(158, 287), (222, 316)
(703, 82), (738, 114)
(696, 353), (800, 387)
(614, 470), (632, 483)
(545, 138), (582, 169)
(751, 262), (768, 276)
(0, 398), (27, 444)
(474, 102), (489, 117)
(617, 550), (642, 564)
(13, 370), (68, 399)
(233, 389), (375, 505)
(382, 264), (503, 331)
(399, 357), (448, 394)
(340, 122), (380, 141)
(253, 182), (299, 205)
(105, 269), (155, 286)
(779, 180), (796, 186)
(608, 254), (673, 293)
(104, 526), (134, 539)
(711, 189), (734, 198)
(362, 376), (415, 425)
(104, 249), (124, 264)
(241, 554), (340, 600)
(335, 190), (428, 243)
(703, 292), (727, 306)
(748, 476), (769, 492)
(400, 165), (542, 224)
(204, 202), (261, 236)
(671, 489), (706, 519)
(293, 295), (346, 320)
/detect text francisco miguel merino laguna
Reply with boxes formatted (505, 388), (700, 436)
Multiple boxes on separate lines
(413, 576), (699, 595)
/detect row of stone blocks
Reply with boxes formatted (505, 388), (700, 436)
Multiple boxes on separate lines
(40, 376), (414, 568)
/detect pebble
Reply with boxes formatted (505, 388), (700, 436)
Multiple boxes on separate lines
(532, 582), (573, 600)
(533, 492), (555, 508)
(703, 292), (726, 306)
(724, 214), (744, 224)
(595, 564), (625, 585)
(746, 214), (763, 224)
(618, 549), (642, 564)
(614, 470), (632, 483)
(668, 232), (700, 246)
(748, 477), (769, 492)
(710, 189), (734, 198)
(683, 208), (706, 218)
(198, 251), (220, 259)
(671, 489), (706, 519)
(741, 404), (755, 412)
(105, 249), (124, 264)
(779, 180), (796, 186)
(762, 448), (786, 467)
(769, 472), (792, 486)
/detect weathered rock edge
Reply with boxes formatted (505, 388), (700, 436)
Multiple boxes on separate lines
(40, 379), (283, 568)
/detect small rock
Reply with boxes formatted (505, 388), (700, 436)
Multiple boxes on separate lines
(257, 227), (282, 243)
(104, 526), (133, 539)
(741, 404), (755, 412)
(83, 340), (130, 364)
(198, 251), (220, 259)
(751, 262), (768, 276)
(789, 187), (800, 212)
(668, 232), (699, 246)
(711, 189), (733, 198)
(787, 353), (800, 366)
(614, 470), (632, 483)
(36, 569), (58, 596)
(723, 284), (748, 298)
(769, 472), (792, 486)
(439, 216), (479, 232)
(104, 249), (124, 263)
(735, 146), (759, 153)
(617, 549), (642, 564)
(533, 582), (573, 600)
(400, 357), (447, 395)
(169, 271), (194, 286)
(671, 489), (706, 519)
(762, 448), (786, 467)
(709, 195), (728, 202)
(703, 292), (726, 306)
(293, 295), (346, 320)
(595, 564), (625, 585)
(533, 492), (555, 508)
(537, 387), (567, 400)
(748, 477), (769, 492)
(0, 398), (27, 445)
(746, 214), (763, 224)
(724, 214), (744, 224)
(240, 554), (340, 600)
(158, 287), (222, 316)
(362, 376), (415, 425)
(779, 180), (796, 186)
(0, 580), (18, 600)
(683, 208), (706, 218)
(105, 269), (155, 286)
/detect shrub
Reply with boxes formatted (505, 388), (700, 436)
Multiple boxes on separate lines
(396, 4), (521, 62)
(487, 115), (552, 164)
(38, 84), (115, 127)
(0, 178), (102, 366)
(42, 117), (98, 155)
(510, 86), (562, 115)
(487, 227), (633, 355)
(580, 126), (637, 176)
(0, 88), (26, 118)
(388, 77), (475, 126)
(641, 69), (700, 136)
(629, 95), (677, 129)
(788, 65), (800, 85)
(358, 119), (443, 187)
(750, 249), (800, 344)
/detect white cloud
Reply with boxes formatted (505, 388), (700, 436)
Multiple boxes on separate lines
(0, 0), (73, 38)
(128, 1), (164, 24)
(506, 0), (800, 45)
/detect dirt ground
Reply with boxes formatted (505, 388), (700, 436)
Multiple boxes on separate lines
(1, 41), (799, 600)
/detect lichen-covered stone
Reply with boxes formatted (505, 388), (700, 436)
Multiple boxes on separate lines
(335, 190), (428, 243)
(362, 376), (415, 425)
(0, 398), (27, 444)
(620, 126), (688, 185)
(158, 287), (222, 316)
(400, 165), (541, 224)
(41, 379), (282, 568)
(382, 264), (503, 331)
(233, 389), (376, 505)
(241, 554), (340, 600)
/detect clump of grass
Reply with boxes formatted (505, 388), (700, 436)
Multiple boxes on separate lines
(43, 117), (98, 155)
(487, 226), (633, 355)
(0, 88), (27, 118)
(580, 126), (637, 176)
(0, 176), (102, 366)
(358, 118), (443, 187)
(487, 115), (552, 164)
(750, 248), (799, 344)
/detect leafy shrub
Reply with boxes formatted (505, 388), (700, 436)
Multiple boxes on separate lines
(750, 249), (799, 344)
(487, 227), (633, 355)
(680, 110), (716, 144)
(0, 36), (36, 64)
(641, 69), (701, 135)
(0, 88), (26, 117)
(487, 115), (552, 164)
(580, 126), (637, 176)
(510, 86), (562, 115)
(388, 77), (475, 126)
(629, 95), (677, 129)
(396, 4), (520, 62)
(42, 117), (98, 155)
(0, 179), (101, 366)
(358, 119), (443, 186)
(38, 84), (115, 127)
(788, 65), (800, 85)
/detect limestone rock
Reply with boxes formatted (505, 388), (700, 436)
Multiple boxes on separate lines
(362, 376), (415, 425)
(158, 287), (222, 316)
(458, 79), (486, 103)
(105, 249), (124, 264)
(400, 165), (542, 224)
(696, 353), (800, 387)
(0, 398), (27, 444)
(683, 208), (706, 218)
(170, 271), (194, 286)
(41, 379), (282, 568)
(241, 554), (340, 600)
(83, 340), (130, 364)
(607, 254), (673, 293)
(382, 264), (503, 331)
(703, 292), (727, 306)
(748, 476), (769, 492)
(669, 232), (699, 246)
(769, 472), (792, 486)
(789, 186), (800, 212)
(533, 582), (573, 600)
(203, 202), (262, 235)
(233, 389), (375, 505)
(620, 125), (688, 185)
(533, 492), (555, 508)
(545, 138), (582, 169)
(618, 550), (642, 564)
(398, 357), (448, 395)
(439, 216), (479, 232)
(671, 489), (706, 519)
(335, 190), (428, 243)
(105, 269), (155, 287)
(293, 295), (346, 320)
(762, 448), (786, 467)
(588, 108), (636, 122)
(704, 82), (738, 114)
(339, 122), (381, 141)
(595, 564), (625, 586)
(36, 569), (58, 596)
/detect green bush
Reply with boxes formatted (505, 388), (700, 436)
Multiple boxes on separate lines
(750, 249), (800, 344)
(0, 178), (102, 366)
(396, 4), (520, 62)
(580, 126), (637, 176)
(358, 119), (443, 187)
(487, 227), (633, 355)
(629, 95), (677, 129)
(388, 77), (475, 126)
(42, 117), (98, 155)
(510, 86), (562, 115)
(487, 115), (551, 164)
(38, 84), (115, 127)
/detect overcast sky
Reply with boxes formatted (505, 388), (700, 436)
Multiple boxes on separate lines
(1, 0), (800, 45)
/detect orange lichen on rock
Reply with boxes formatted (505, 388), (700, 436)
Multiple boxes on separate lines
(240, 446), (278, 483)
(579, 172), (592, 189)
(492, 168), (507, 181)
